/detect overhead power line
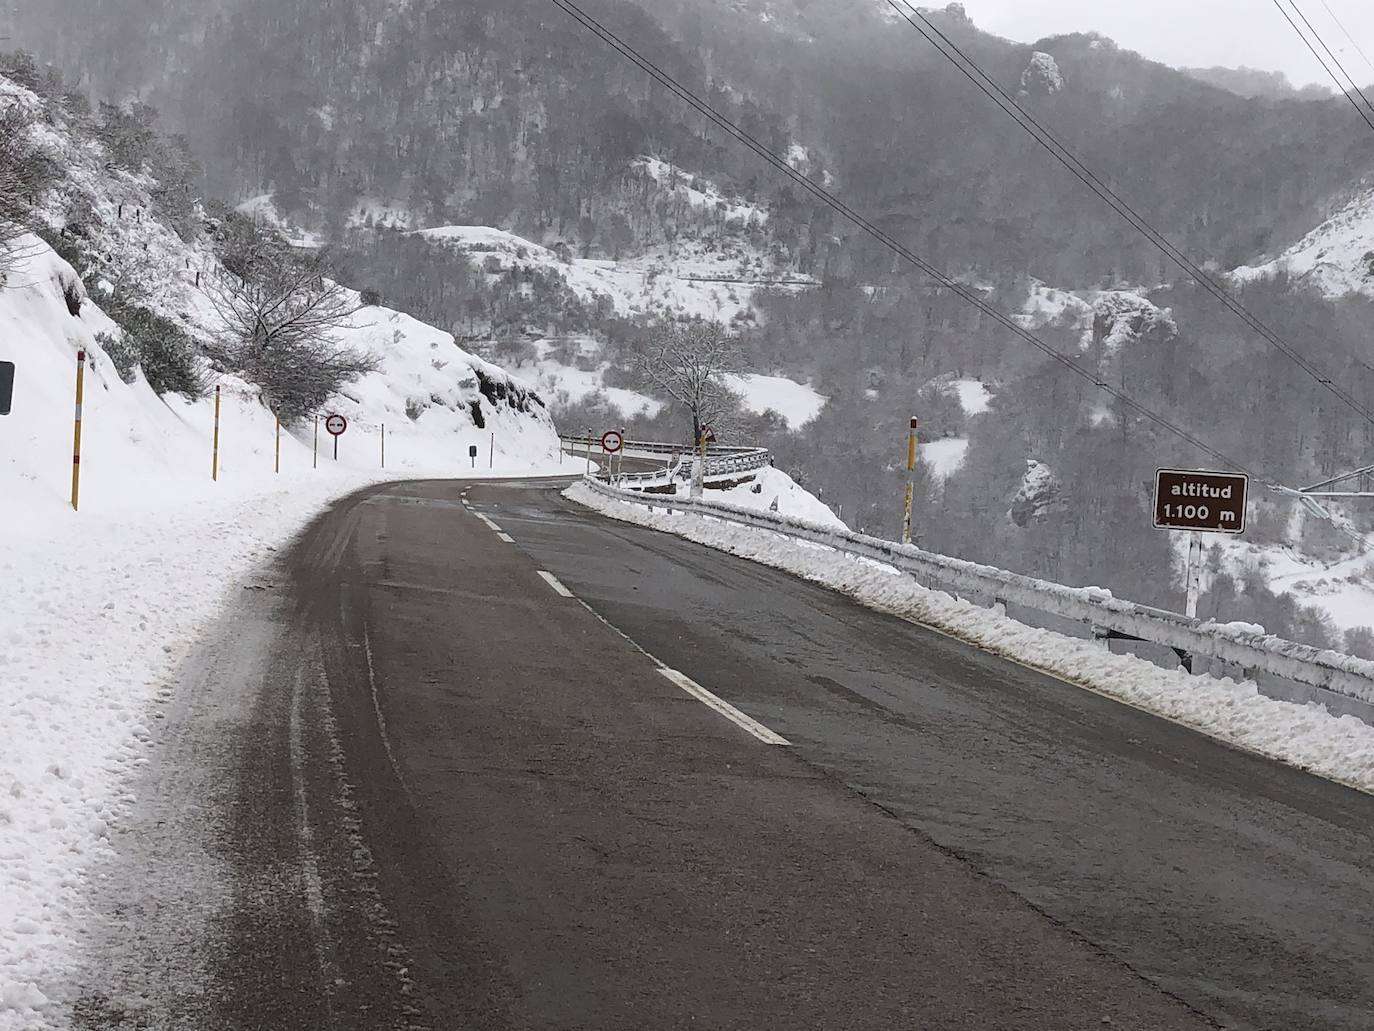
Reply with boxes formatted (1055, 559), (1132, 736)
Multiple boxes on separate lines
(1271, 0), (1374, 128)
(886, 0), (1374, 433)
(1316, 0), (1374, 84)
(546, 0), (1259, 480)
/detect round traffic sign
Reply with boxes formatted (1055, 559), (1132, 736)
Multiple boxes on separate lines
(325, 414), (348, 437)
(600, 430), (624, 454)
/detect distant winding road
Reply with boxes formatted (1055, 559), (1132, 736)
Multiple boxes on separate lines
(76, 478), (1374, 1031)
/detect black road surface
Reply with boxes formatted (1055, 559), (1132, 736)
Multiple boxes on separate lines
(77, 478), (1374, 1031)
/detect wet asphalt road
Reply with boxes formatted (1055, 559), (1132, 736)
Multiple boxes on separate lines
(77, 477), (1374, 1030)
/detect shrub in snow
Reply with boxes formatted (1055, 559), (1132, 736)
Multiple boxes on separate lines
(360, 287), (382, 307)
(101, 294), (208, 398)
(96, 331), (138, 385)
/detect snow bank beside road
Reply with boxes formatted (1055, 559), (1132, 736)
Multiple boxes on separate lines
(0, 473), (378, 1026)
(566, 483), (1374, 794)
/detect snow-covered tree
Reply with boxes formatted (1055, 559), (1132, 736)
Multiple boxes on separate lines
(634, 320), (746, 448)
(0, 106), (55, 283)
(204, 251), (377, 422)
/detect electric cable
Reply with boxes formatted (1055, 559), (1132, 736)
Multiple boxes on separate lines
(887, 0), (1374, 430)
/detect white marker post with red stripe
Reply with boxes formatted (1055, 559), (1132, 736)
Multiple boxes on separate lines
(70, 350), (85, 511)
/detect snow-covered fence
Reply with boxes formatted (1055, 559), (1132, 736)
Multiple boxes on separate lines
(558, 435), (771, 485)
(577, 477), (1374, 711)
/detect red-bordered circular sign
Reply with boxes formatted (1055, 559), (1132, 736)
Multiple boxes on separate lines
(325, 414), (348, 437)
(600, 430), (625, 453)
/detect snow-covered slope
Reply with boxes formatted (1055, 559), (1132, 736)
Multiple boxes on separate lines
(711, 466), (845, 528)
(721, 373), (826, 428)
(417, 222), (806, 324)
(1232, 186), (1374, 297)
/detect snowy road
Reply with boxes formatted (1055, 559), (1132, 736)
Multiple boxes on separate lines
(73, 479), (1374, 1030)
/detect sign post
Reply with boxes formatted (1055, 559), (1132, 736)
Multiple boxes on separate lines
(325, 413), (348, 461)
(1154, 468), (1249, 622)
(469, 444), (478, 469)
(600, 430), (625, 485)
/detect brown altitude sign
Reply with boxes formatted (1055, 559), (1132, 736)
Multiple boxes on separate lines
(1153, 468), (1249, 534)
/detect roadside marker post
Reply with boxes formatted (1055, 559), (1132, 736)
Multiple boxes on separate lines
(489, 432), (494, 469)
(71, 351), (85, 511)
(274, 414), (281, 474)
(902, 416), (918, 546)
(585, 426), (593, 476)
(212, 384), (221, 482)
(313, 415), (318, 469)
(381, 423), (386, 469)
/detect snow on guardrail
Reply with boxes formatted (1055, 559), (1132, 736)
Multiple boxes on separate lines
(572, 477), (1374, 710)
(557, 435), (771, 484)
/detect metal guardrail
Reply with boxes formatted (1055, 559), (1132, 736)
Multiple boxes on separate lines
(558, 435), (771, 485)
(576, 477), (1374, 713)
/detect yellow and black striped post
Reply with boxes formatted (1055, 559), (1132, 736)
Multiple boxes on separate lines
(212, 385), (221, 481)
(902, 416), (918, 546)
(70, 349), (86, 511)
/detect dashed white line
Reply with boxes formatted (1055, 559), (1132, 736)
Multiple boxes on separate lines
(657, 668), (791, 746)
(497, 532), (515, 543)
(536, 570), (575, 597)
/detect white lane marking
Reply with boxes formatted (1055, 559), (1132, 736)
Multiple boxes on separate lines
(497, 532), (515, 543)
(657, 668), (791, 746)
(476, 513), (502, 531)
(570, 597), (791, 749)
(537, 570), (575, 597)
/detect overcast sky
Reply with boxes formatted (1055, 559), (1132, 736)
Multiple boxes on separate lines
(957, 0), (1374, 89)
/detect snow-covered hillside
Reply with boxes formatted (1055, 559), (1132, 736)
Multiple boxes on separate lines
(1225, 169), (1374, 308)
(1232, 186), (1374, 297)
(417, 222), (806, 325)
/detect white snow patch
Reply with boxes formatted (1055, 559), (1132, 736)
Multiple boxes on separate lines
(922, 438), (969, 480)
(720, 373), (827, 428)
(948, 379), (991, 416)
(709, 467), (846, 528)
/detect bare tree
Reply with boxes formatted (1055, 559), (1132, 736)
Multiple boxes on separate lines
(634, 320), (747, 446)
(204, 250), (379, 421)
(0, 106), (57, 283)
